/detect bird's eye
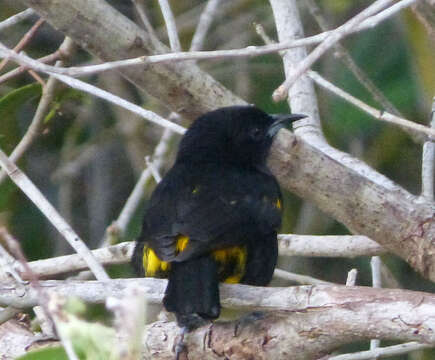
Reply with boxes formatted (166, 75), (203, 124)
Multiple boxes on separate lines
(250, 127), (262, 140)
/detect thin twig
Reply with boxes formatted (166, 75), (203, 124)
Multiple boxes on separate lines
(190, 0), (222, 51)
(0, 50), (62, 85)
(52, 73), (185, 134)
(421, 97), (435, 201)
(0, 43), (185, 134)
(308, 70), (435, 142)
(0, 241), (25, 284)
(371, 257), (382, 289)
(0, 38), (75, 186)
(0, 149), (110, 281)
(0, 18), (45, 72)
(0, 234), (388, 281)
(52, 127), (118, 182)
(101, 127), (173, 247)
(326, 341), (430, 360)
(273, 268), (334, 285)
(0, 9), (36, 32)
(303, 0), (402, 117)
(0, 242), (133, 281)
(27, 69), (45, 86)
(272, 0), (416, 102)
(132, 0), (160, 44)
(145, 156), (162, 183)
(158, 0), (182, 51)
(346, 269), (358, 286)
(370, 256), (382, 358)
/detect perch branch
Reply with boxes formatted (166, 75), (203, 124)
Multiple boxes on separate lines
(1, 279), (435, 359)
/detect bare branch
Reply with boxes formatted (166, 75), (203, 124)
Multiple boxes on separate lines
(308, 70), (435, 142)
(101, 127), (174, 248)
(268, 129), (435, 281)
(145, 156), (162, 183)
(327, 342), (430, 360)
(0, 9), (36, 31)
(272, 0), (415, 102)
(2, 280), (435, 359)
(0, 149), (109, 282)
(3, 44), (182, 136)
(303, 0), (402, 117)
(370, 255), (383, 356)
(412, 0), (435, 43)
(269, 0), (324, 139)
(421, 97), (435, 201)
(0, 233), (386, 282)
(273, 268), (334, 285)
(190, 0), (222, 51)
(131, 0), (160, 46)
(0, 43), (186, 134)
(0, 50), (62, 85)
(371, 257), (382, 289)
(158, 0), (182, 51)
(278, 234), (385, 258)
(0, 18), (44, 72)
(346, 269), (358, 286)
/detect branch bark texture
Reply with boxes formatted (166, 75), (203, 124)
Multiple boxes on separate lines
(269, 130), (435, 280)
(1, 279), (434, 359)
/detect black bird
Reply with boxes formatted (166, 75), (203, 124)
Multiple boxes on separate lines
(132, 105), (305, 331)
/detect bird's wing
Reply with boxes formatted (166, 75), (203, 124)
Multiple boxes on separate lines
(140, 163), (282, 262)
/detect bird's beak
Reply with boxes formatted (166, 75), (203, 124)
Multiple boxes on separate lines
(267, 113), (307, 137)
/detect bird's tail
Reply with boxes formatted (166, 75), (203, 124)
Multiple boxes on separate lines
(163, 256), (220, 330)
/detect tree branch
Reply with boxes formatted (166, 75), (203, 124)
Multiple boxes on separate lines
(1, 279), (434, 359)
(271, 0), (416, 102)
(0, 8), (35, 31)
(0, 234), (385, 282)
(18, 0), (244, 120)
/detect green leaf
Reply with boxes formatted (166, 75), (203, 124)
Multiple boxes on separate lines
(0, 82), (42, 153)
(0, 83), (42, 210)
(16, 346), (69, 360)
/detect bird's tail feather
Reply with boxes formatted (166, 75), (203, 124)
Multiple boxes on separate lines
(164, 256), (220, 330)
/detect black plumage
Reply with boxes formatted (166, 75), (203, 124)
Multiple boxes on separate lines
(132, 105), (305, 330)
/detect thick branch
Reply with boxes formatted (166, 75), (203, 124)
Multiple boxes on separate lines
(268, 131), (435, 280)
(18, 0), (243, 120)
(1, 279), (434, 359)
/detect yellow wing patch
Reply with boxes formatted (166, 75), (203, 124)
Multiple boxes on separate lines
(143, 247), (170, 277)
(142, 235), (190, 277)
(143, 237), (247, 283)
(275, 198), (282, 210)
(176, 235), (189, 252)
(212, 246), (247, 284)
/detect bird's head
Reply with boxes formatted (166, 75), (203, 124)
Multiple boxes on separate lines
(176, 106), (306, 169)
